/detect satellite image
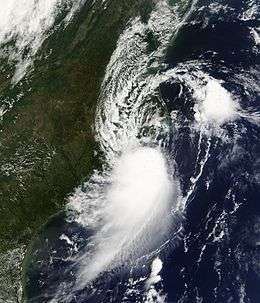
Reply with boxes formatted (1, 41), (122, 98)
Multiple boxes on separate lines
(0, 0), (259, 302)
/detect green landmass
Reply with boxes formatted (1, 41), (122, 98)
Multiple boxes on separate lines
(0, 0), (156, 301)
